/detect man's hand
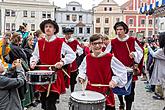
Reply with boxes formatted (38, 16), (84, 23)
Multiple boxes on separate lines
(30, 61), (36, 69)
(109, 80), (117, 88)
(54, 61), (64, 69)
(12, 59), (22, 68)
(78, 77), (85, 84)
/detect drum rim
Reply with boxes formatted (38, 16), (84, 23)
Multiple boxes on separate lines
(70, 90), (106, 104)
(70, 96), (106, 104)
(26, 80), (56, 85)
(27, 70), (55, 73)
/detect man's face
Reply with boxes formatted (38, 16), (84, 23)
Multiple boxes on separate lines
(103, 39), (109, 46)
(44, 23), (56, 36)
(116, 26), (125, 38)
(90, 38), (103, 54)
(64, 33), (72, 40)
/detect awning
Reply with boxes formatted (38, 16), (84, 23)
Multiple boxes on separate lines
(139, 0), (165, 15)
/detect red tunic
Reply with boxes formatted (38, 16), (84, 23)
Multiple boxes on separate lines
(86, 53), (115, 107)
(35, 38), (66, 94)
(111, 37), (138, 81)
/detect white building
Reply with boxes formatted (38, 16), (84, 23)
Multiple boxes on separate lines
(55, 1), (93, 40)
(0, 0), (56, 34)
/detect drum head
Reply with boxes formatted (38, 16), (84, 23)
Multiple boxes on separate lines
(27, 70), (54, 75)
(70, 90), (105, 104)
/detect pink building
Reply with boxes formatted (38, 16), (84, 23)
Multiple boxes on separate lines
(121, 0), (158, 38)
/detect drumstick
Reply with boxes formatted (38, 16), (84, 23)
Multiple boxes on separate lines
(81, 82), (85, 96)
(126, 42), (131, 54)
(36, 65), (70, 78)
(126, 42), (133, 59)
(46, 83), (51, 97)
(36, 65), (54, 67)
(62, 68), (70, 78)
(91, 84), (109, 87)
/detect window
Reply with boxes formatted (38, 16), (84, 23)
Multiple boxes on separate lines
(116, 18), (120, 22)
(96, 18), (100, 23)
(148, 31), (153, 37)
(11, 23), (15, 31)
(6, 23), (10, 31)
(96, 27), (100, 33)
(5, 9), (10, 16)
(104, 7), (107, 11)
(107, 0), (109, 2)
(79, 15), (82, 21)
(149, 19), (152, 25)
(23, 10), (27, 17)
(87, 28), (90, 34)
(42, 11), (46, 18)
(62, 27), (65, 32)
(31, 24), (35, 31)
(104, 27), (109, 35)
(71, 27), (74, 32)
(66, 15), (70, 21)
(79, 27), (83, 33)
(109, 7), (112, 11)
(160, 23), (164, 30)
(11, 10), (15, 17)
(155, 19), (158, 24)
(73, 7), (76, 11)
(47, 11), (51, 18)
(31, 11), (35, 18)
(141, 19), (145, 25)
(105, 18), (109, 23)
(72, 14), (77, 21)
(129, 30), (134, 36)
(129, 19), (133, 24)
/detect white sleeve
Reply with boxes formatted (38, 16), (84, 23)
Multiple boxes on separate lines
(30, 42), (40, 64)
(104, 43), (112, 53)
(77, 56), (87, 80)
(111, 56), (127, 88)
(76, 45), (84, 56)
(133, 41), (143, 63)
(61, 42), (76, 65)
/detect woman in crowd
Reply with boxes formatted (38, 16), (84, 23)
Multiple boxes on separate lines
(148, 32), (165, 108)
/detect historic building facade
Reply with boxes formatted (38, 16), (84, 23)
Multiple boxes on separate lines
(122, 0), (157, 38)
(93, 0), (123, 37)
(55, 1), (93, 40)
(0, 0), (56, 34)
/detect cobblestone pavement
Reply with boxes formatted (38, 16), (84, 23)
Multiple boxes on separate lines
(28, 80), (165, 110)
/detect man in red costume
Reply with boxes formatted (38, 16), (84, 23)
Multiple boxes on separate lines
(109, 22), (143, 110)
(30, 19), (76, 110)
(62, 28), (83, 92)
(77, 34), (127, 110)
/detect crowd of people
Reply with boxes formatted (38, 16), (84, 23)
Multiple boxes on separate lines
(0, 19), (164, 110)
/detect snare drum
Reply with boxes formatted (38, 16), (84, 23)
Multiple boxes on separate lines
(26, 70), (56, 85)
(112, 67), (133, 95)
(69, 90), (106, 110)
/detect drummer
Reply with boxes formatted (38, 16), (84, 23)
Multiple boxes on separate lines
(62, 27), (83, 92)
(77, 34), (127, 110)
(30, 19), (76, 110)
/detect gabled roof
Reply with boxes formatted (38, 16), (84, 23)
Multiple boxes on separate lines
(121, 0), (131, 10)
(76, 22), (85, 27)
